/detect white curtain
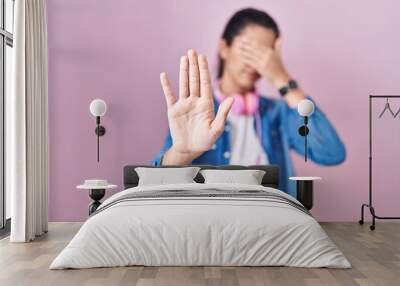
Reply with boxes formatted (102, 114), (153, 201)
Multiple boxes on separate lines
(8, 0), (49, 242)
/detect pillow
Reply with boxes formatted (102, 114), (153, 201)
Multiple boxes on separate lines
(200, 169), (266, 185)
(135, 167), (200, 186)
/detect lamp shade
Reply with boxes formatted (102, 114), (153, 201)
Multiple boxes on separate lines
(297, 99), (315, 117)
(90, 99), (107, 117)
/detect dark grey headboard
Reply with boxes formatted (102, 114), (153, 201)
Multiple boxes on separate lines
(123, 165), (279, 189)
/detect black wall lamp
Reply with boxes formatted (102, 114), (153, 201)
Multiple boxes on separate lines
(89, 99), (107, 162)
(297, 99), (315, 162)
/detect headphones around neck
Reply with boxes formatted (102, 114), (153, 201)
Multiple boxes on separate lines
(215, 89), (260, 115)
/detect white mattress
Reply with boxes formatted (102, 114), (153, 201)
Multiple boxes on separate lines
(50, 183), (350, 269)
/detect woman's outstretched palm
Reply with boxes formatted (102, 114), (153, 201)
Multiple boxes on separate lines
(160, 50), (233, 154)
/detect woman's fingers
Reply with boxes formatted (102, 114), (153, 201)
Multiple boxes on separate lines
(176, 50), (212, 99)
(238, 42), (273, 66)
(164, 50), (211, 104)
(241, 37), (264, 49)
(198, 54), (212, 100)
(238, 48), (259, 68)
(188, 49), (200, 97)
(160, 72), (177, 107)
(238, 38), (258, 51)
(179, 56), (189, 99)
(238, 47), (256, 60)
(241, 55), (257, 69)
(238, 41), (263, 60)
(238, 38), (269, 60)
(238, 43), (258, 60)
(211, 97), (234, 134)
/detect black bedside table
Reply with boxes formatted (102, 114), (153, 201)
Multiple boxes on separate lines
(289, 177), (321, 210)
(77, 182), (117, 215)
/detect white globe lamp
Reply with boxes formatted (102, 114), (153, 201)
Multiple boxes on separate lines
(297, 99), (315, 162)
(297, 99), (315, 117)
(90, 99), (107, 117)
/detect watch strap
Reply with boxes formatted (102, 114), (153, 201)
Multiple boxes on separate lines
(279, 79), (298, 96)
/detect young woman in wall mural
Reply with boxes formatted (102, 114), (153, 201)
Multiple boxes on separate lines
(152, 8), (346, 197)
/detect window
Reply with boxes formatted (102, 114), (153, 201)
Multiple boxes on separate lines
(0, 0), (14, 232)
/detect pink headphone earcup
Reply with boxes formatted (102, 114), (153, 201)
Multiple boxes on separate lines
(245, 92), (259, 115)
(215, 87), (259, 115)
(231, 94), (246, 114)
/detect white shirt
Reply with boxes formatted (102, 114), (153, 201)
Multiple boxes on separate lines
(227, 112), (269, 165)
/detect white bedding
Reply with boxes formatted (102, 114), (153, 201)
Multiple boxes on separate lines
(50, 183), (351, 269)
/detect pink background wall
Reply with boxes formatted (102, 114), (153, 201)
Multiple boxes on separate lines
(46, 0), (400, 222)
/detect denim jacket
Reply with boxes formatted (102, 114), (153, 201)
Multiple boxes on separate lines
(152, 96), (346, 197)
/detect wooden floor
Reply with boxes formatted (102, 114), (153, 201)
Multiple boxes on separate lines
(0, 222), (399, 286)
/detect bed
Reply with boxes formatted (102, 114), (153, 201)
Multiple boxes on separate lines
(50, 165), (350, 269)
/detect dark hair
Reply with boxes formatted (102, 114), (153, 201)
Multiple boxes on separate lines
(217, 8), (280, 78)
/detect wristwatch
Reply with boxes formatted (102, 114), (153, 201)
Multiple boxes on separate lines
(278, 79), (298, 96)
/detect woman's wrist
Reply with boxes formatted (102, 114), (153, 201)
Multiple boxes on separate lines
(161, 146), (202, 165)
(270, 72), (306, 108)
(285, 89), (306, 108)
(272, 71), (290, 89)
